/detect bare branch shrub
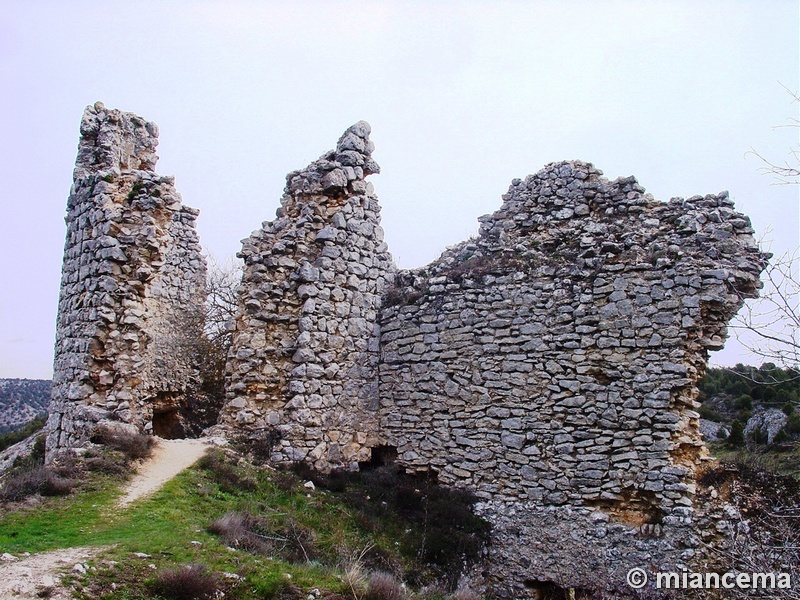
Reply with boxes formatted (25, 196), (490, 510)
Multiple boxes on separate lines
(746, 83), (800, 186)
(208, 511), (272, 554)
(207, 508), (317, 564)
(89, 426), (154, 462)
(196, 448), (256, 493)
(733, 251), (800, 376)
(364, 571), (407, 600)
(204, 255), (241, 350)
(148, 563), (221, 600)
(734, 83), (799, 379)
(0, 465), (78, 501)
(701, 460), (800, 599)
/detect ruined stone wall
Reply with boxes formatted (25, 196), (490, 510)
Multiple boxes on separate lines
(46, 106), (772, 594)
(377, 161), (768, 594)
(221, 123), (394, 471)
(46, 102), (206, 456)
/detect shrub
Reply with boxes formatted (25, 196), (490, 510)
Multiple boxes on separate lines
(382, 286), (426, 308)
(281, 517), (318, 563)
(90, 426), (154, 462)
(698, 404), (723, 422)
(197, 449), (256, 493)
(0, 465), (77, 501)
(293, 464), (491, 590)
(49, 452), (84, 480)
(10, 433), (47, 473)
(771, 429), (792, 446)
(785, 413), (800, 435)
(750, 425), (769, 446)
(449, 584), (482, 600)
(147, 563), (220, 600)
(208, 511), (272, 554)
(271, 469), (300, 493)
(727, 420), (745, 448)
(30, 434), (46, 464)
(0, 415), (47, 453)
(83, 447), (128, 475)
(271, 582), (308, 599)
(231, 428), (282, 465)
(364, 571), (407, 600)
(702, 458), (800, 598)
(208, 510), (318, 563)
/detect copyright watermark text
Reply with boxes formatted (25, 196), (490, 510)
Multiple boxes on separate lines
(627, 567), (792, 590)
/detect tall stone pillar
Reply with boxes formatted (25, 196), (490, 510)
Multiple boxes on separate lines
(47, 102), (206, 458)
(222, 122), (395, 471)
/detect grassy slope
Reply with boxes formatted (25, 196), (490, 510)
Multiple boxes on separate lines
(0, 455), (410, 599)
(706, 443), (800, 479)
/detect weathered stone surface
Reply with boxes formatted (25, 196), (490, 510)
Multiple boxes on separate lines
(219, 121), (395, 471)
(46, 102), (206, 458)
(48, 109), (770, 596)
(376, 160), (768, 594)
(744, 407), (788, 444)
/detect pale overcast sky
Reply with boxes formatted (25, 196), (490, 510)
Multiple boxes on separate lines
(0, 1), (798, 379)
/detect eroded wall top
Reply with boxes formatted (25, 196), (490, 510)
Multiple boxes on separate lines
(74, 102), (160, 178)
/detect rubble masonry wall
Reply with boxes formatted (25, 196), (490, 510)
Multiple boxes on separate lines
(221, 122), (395, 471)
(48, 106), (770, 594)
(377, 160), (768, 593)
(46, 102), (206, 457)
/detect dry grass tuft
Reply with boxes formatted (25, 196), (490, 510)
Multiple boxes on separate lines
(148, 563), (220, 600)
(364, 571), (407, 600)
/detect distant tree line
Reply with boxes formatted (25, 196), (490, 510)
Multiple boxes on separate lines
(698, 364), (800, 449)
(699, 364), (799, 410)
(0, 414), (47, 453)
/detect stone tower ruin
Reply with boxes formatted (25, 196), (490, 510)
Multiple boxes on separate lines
(47, 103), (770, 595)
(221, 122), (395, 471)
(46, 102), (206, 457)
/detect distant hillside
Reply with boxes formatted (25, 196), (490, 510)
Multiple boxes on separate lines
(0, 379), (50, 433)
(698, 364), (800, 475)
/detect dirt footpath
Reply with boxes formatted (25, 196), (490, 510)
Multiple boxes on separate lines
(0, 437), (221, 598)
(118, 437), (216, 507)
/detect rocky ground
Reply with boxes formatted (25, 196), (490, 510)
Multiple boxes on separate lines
(0, 546), (99, 599)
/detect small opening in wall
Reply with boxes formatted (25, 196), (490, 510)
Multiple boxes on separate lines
(152, 408), (185, 439)
(358, 445), (398, 471)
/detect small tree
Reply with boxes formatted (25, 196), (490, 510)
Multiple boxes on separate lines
(159, 255), (242, 434)
(734, 84), (800, 384)
(198, 255), (242, 398)
(727, 420), (745, 448)
(204, 256), (242, 351)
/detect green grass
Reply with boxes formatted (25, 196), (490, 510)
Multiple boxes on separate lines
(0, 478), (119, 552)
(0, 450), (467, 599)
(708, 443), (800, 479)
(0, 462), (348, 598)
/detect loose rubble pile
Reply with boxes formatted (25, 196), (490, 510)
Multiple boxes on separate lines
(47, 105), (770, 595)
(46, 102), (206, 457)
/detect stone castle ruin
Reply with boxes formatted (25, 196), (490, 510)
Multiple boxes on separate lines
(46, 103), (769, 595)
